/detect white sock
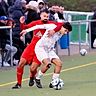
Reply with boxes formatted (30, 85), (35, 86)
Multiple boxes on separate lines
(36, 70), (44, 80)
(52, 73), (60, 80)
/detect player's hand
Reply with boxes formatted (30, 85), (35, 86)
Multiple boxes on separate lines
(20, 30), (26, 36)
(26, 43), (29, 46)
(20, 16), (25, 23)
(47, 30), (55, 37)
(20, 36), (24, 41)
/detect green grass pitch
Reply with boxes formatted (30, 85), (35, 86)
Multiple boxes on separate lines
(0, 52), (96, 96)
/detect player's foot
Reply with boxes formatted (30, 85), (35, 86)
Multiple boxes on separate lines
(12, 83), (21, 89)
(34, 78), (42, 88)
(29, 77), (34, 86)
(49, 83), (53, 88)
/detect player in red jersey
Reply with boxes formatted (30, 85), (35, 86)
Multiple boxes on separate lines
(12, 9), (63, 89)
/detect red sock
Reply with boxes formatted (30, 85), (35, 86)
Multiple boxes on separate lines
(17, 66), (24, 85)
(29, 70), (32, 78)
(33, 69), (37, 78)
(29, 69), (37, 78)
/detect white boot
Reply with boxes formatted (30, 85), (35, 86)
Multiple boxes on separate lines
(13, 59), (19, 65)
(3, 62), (10, 67)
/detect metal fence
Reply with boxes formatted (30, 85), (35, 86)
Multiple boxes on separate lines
(0, 19), (96, 67)
(70, 19), (96, 50)
(0, 26), (13, 67)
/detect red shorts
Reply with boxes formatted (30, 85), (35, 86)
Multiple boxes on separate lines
(21, 38), (41, 65)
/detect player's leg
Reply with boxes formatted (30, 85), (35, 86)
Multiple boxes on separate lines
(35, 46), (52, 73)
(29, 69), (37, 86)
(35, 47), (52, 79)
(51, 58), (62, 79)
(12, 44), (33, 89)
(36, 50), (61, 78)
(50, 50), (62, 77)
(42, 50), (62, 88)
(29, 62), (39, 87)
(49, 51), (62, 87)
(34, 57), (52, 88)
(35, 46), (53, 88)
(12, 57), (27, 89)
(49, 58), (62, 88)
(41, 58), (52, 72)
(30, 55), (43, 88)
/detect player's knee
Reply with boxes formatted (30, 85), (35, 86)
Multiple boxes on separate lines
(30, 66), (36, 72)
(18, 58), (26, 68)
(56, 61), (62, 68)
(52, 59), (62, 67)
(30, 64), (38, 72)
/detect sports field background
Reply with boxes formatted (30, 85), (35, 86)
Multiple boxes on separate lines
(0, 48), (96, 96)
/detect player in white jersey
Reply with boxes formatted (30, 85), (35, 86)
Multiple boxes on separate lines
(34, 22), (72, 88)
(35, 24), (62, 62)
(20, 22), (72, 88)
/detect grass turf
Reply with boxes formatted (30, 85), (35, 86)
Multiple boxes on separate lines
(0, 52), (96, 96)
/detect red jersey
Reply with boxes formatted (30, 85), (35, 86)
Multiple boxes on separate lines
(21, 20), (63, 64)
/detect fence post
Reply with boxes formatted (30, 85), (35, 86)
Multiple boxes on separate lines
(10, 28), (13, 66)
(88, 21), (91, 51)
(78, 22), (81, 51)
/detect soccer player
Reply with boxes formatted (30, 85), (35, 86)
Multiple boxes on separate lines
(20, 22), (72, 88)
(12, 9), (63, 89)
(34, 22), (72, 88)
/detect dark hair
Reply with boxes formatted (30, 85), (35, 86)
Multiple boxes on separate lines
(39, 2), (44, 5)
(63, 22), (72, 31)
(40, 8), (49, 14)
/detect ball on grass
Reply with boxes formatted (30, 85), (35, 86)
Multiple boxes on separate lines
(51, 78), (64, 90)
(80, 49), (87, 56)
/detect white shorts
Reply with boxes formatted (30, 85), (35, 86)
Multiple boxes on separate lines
(35, 46), (59, 63)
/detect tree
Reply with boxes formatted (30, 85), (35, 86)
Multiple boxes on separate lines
(48, 0), (96, 11)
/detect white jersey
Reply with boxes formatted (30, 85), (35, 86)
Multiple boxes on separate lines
(35, 24), (62, 62)
(24, 23), (62, 62)
(36, 24), (62, 52)
(25, 23), (62, 51)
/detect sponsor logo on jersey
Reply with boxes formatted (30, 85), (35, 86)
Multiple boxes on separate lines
(35, 31), (43, 37)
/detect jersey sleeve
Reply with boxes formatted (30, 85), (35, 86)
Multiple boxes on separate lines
(25, 25), (45, 33)
(54, 22), (63, 32)
(49, 21), (63, 32)
(25, 24), (56, 33)
(20, 20), (39, 30)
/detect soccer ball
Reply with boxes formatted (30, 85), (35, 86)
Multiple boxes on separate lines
(80, 49), (87, 56)
(51, 78), (64, 90)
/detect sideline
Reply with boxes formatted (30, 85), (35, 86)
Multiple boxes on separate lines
(0, 61), (96, 87)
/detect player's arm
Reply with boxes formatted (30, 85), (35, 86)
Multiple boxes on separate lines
(20, 24), (46, 36)
(20, 16), (38, 30)
(47, 21), (63, 37)
(20, 26), (38, 36)
(27, 24), (57, 31)
(20, 24), (57, 36)
(49, 21), (63, 32)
